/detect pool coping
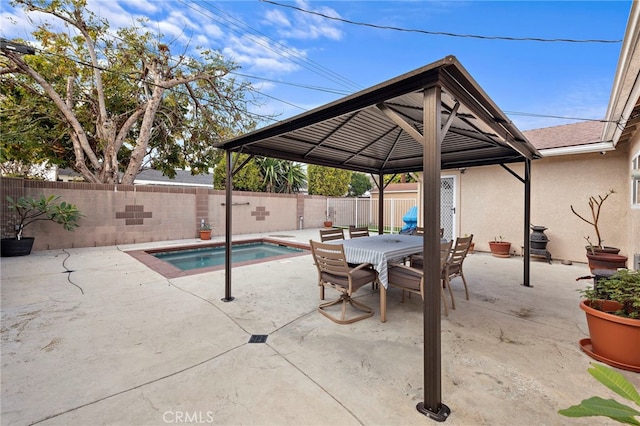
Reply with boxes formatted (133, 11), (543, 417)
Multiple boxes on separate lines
(125, 237), (310, 279)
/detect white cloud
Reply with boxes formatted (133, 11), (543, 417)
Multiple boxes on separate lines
(222, 34), (305, 76)
(262, 0), (343, 41)
(264, 9), (291, 28)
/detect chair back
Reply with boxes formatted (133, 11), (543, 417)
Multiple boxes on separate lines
(448, 234), (473, 267)
(310, 240), (349, 276)
(319, 228), (345, 242)
(348, 226), (369, 239)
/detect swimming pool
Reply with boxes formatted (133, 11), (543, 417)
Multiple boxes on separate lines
(127, 238), (309, 279)
(154, 242), (303, 270)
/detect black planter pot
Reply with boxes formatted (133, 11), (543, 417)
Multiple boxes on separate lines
(1, 238), (35, 257)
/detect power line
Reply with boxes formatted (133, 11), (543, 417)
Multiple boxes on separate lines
(260, 0), (623, 44)
(177, 0), (362, 92)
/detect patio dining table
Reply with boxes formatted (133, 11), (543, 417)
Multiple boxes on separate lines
(326, 233), (425, 288)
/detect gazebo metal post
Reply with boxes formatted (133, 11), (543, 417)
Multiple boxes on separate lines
(500, 162), (532, 287)
(378, 172), (384, 235)
(523, 159), (532, 287)
(417, 85), (450, 421)
(223, 150), (234, 302)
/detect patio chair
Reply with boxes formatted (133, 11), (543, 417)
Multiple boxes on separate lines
(319, 228), (345, 242)
(309, 240), (377, 324)
(384, 240), (453, 321)
(444, 234), (474, 301)
(348, 225), (369, 239)
(411, 227), (443, 238)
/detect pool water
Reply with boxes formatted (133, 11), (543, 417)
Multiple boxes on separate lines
(152, 242), (303, 271)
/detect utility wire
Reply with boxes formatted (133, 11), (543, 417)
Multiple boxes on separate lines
(260, 0), (622, 44)
(178, 0), (362, 92)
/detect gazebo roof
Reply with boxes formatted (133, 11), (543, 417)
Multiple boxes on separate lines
(216, 55), (541, 174)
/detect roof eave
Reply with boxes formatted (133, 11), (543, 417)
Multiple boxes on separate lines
(601, 1), (640, 146)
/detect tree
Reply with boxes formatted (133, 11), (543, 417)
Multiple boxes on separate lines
(0, 0), (262, 184)
(307, 165), (351, 196)
(278, 161), (306, 194)
(213, 153), (263, 192)
(349, 172), (372, 197)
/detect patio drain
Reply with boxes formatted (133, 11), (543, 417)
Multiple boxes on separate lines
(248, 335), (268, 343)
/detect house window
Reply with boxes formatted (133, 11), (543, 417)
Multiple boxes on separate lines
(633, 151), (640, 206)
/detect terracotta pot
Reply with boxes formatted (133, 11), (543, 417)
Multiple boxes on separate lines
(488, 241), (511, 258)
(323, 221), (333, 228)
(586, 253), (627, 273)
(580, 300), (640, 371)
(199, 230), (212, 240)
(1, 237), (35, 257)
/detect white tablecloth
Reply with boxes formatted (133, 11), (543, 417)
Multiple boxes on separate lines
(328, 234), (424, 288)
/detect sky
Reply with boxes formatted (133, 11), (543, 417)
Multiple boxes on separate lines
(0, 0), (633, 131)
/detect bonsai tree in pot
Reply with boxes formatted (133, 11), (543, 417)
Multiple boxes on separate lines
(488, 236), (511, 258)
(579, 269), (640, 372)
(1, 195), (83, 256)
(570, 189), (619, 255)
(571, 189), (627, 271)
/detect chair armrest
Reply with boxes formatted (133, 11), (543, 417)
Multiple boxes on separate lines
(351, 262), (375, 272)
(388, 262), (423, 277)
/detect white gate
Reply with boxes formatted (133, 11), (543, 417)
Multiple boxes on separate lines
(327, 176), (456, 235)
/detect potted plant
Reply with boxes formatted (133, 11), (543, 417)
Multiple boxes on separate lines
(323, 210), (333, 228)
(199, 221), (212, 240)
(1, 195), (83, 257)
(488, 236), (511, 258)
(570, 189), (620, 255)
(578, 269), (640, 372)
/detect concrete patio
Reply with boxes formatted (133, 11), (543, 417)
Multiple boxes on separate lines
(1, 229), (638, 425)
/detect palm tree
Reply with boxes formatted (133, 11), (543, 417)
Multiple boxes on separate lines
(258, 157), (281, 193)
(279, 161), (306, 193)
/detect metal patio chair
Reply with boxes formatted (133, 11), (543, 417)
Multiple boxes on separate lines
(310, 240), (378, 324)
(384, 240), (453, 321)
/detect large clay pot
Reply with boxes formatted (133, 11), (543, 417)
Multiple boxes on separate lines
(199, 230), (211, 240)
(585, 246), (620, 255)
(488, 241), (511, 258)
(580, 300), (640, 372)
(1, 237), (35, 257)
(586, 253), (627, 273)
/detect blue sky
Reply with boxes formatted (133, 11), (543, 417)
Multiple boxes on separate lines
(1, 0), (632, 131)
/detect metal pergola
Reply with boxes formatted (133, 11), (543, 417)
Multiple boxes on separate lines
(214, 55), (541, 422)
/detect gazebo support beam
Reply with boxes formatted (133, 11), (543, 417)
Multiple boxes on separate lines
(417, 85), (450, 422)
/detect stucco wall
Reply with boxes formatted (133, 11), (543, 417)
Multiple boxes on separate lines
(628, 134), (640, 269)
(459, 148), (630, 263)
(0, 178), (332, 251)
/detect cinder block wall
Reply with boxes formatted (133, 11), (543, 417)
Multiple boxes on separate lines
(1, 178), (330, 251)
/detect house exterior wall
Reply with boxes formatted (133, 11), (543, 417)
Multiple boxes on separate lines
(460, 149), (629, 263)
(628, 133), (640, 269)
(0, 178), (331, 252)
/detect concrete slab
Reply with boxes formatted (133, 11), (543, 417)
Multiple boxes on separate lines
(2, 229), (638, 425)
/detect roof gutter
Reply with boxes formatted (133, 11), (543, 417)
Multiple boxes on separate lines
(538, 141), (616, 157)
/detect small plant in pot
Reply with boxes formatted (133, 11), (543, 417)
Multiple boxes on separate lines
(1, 195), (83, 257)
(488, 236), (511, 258)
(199, 221), (212, 240)
(324, 210), (333, 228)
(578, 269), (640, 372)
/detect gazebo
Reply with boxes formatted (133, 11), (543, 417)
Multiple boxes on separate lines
(215, 55), (541, 422)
